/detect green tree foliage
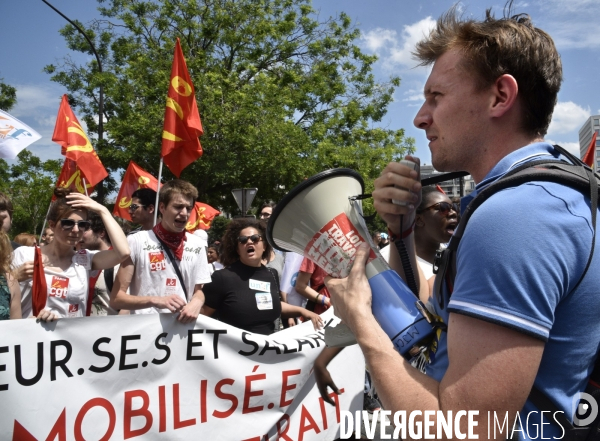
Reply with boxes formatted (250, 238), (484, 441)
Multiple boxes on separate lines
(0, 78), (17, 111)
(45, 0), (415, 213)
(0, 151), (62, 236)
(207, 215), (231, 243)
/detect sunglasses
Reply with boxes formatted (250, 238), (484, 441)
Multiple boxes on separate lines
(419, 201), (456, 215)
(259, 212), (271, 218)
(237, 234), (262, 244)
(60, 219), (92, 231)
(129, 204), (146, 212)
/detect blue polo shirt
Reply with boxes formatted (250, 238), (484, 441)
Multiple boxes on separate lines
(424, 142), (600, 439)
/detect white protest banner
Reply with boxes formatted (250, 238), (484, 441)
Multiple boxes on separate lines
(0, 110), (42, 159)
(0, 309), (364, 440)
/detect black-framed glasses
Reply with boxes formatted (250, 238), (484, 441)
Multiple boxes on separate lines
(418, 201), (455, 215)
(60, 219), (92, 231)
(259, 212), (271, 219)
(129, 203), (146, 212)
(238, 234), (262, 244)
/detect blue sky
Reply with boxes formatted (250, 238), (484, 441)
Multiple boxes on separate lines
(2, 0), (599, 169)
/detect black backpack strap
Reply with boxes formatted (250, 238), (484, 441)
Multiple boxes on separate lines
(103, 267), (114, 295)
(155, 237), (189, 301)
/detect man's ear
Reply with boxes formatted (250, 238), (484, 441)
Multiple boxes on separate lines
(147, 204), (155, 214)
(489, 74), (519, 118)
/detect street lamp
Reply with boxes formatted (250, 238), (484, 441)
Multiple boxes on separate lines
(41, 0), (105, 200)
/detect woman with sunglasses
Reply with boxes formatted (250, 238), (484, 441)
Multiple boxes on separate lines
(11, 188), (130, 321)
(413, 186), (458, 281)
(201, 218), (323, 334)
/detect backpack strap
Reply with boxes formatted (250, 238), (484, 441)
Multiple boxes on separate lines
(155, 236), (189, 301)
(431, 149), (600, 438)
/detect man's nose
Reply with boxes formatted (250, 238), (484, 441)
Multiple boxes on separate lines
(413, 104), (431, 129)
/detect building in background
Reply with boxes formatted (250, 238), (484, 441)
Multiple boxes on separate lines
(579, 115), (600, 169)
(420, 165), (475, 197)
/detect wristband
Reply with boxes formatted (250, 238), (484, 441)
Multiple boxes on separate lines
(321, 295), (326, 306)
(389, 219), (415, 241)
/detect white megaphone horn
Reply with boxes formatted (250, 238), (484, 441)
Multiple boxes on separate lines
(266, 168), (434, 357)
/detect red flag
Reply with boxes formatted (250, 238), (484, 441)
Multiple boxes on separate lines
(32, 245), (47, 316)
(52, 94), (108, 186)
(161, 38), (203, 177)
(582, 131), (598, 168)
(113, 161), (159, 221)
(54, 158), (95, 199)
(186, 202), (220, 233)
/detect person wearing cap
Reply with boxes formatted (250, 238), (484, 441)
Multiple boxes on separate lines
(378, 232), (389, 249)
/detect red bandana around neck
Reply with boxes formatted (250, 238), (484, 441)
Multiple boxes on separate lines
(153, 222), (187, 260)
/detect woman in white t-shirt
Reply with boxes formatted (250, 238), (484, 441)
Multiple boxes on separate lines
(12, 188), (130, 321)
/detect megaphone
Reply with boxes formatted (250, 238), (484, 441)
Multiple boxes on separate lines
(266, 168), (434, 357)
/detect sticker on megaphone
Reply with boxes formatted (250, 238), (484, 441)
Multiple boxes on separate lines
(304, 212), (377, 278)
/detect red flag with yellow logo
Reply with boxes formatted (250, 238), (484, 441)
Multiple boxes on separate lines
(582, 131), (597, 168)
(54, 159), (95, 199)
(32, 244), (47, 317)
(113, 161), (159, 221)
(52, 95), (108, 186)
(161, 38), (203, 178)
(186, 202), (220, 233)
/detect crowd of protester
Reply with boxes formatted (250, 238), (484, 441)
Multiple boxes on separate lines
(0, 179), (454, 425)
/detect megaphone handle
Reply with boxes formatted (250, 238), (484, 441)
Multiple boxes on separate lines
(395, 214), (419, 297)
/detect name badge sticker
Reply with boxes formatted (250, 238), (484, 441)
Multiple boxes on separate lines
(74, 250), (89, 267)
(165, 278), (178, 295)
(255, 292), (273, 310)
(249, 279), (270, 292)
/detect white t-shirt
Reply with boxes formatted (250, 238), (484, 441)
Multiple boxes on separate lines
(12, 247), (98, 318)
(379, 244), (435, 280)
(128, 230), (212, 314)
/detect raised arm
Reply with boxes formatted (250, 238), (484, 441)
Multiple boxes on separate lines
(326, 244), (544, 439)
(372, 157), (428, 300)
(65, 193), (130, 270)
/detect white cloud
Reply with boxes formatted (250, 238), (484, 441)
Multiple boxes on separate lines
(12, 84), (62, 118)
(360, 17), (437, 70)
(547, 101), (590, 136)
(388, 17), (437, 67)
(361, 28), (397, 53)
(535, 0), (600, 50)
(546, 140), (581, 157)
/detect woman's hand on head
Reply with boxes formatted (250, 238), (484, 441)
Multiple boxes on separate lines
(65, 193), (107, 214)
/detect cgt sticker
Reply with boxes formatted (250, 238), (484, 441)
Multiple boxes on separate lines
(304, 213), (376, 278)
(49, 276), (69, 299)
(149, 251), (166, 272)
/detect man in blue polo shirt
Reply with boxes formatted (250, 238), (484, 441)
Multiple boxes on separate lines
(325, 6), (600, 440)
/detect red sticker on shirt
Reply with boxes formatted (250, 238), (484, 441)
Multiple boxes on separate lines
(166, 278), (177, 287)
(49, 276), (69, 299)
(303, 213), (376, 278)
(68, 304), (79, 313)
(149, 251), (166, 272)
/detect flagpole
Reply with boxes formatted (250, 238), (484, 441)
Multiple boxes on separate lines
(153, 158), (164, 226)
(82, 177), (89, 197)
(38, 203), (53, 244)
